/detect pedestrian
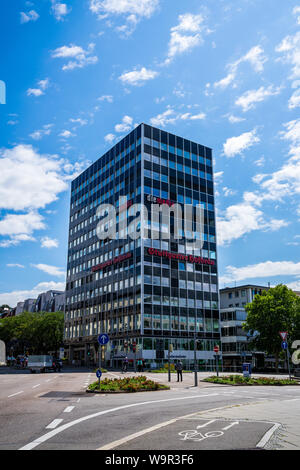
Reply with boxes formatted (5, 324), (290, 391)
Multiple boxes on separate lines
(175, 360), (183, 382)
(122, 356), (128, 373)
(137, 359), (143, 372)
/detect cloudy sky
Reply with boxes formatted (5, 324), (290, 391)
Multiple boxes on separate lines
(1, 0), (300, 306)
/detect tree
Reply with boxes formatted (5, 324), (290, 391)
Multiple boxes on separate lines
(0, 311), (64, 355)
(244, 284), (300, 370)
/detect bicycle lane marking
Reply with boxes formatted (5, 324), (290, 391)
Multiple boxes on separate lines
(19, 392), (219, 450)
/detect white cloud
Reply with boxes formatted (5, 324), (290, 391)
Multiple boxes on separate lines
(89, 0), (159, 35)
(51, 43), (98, 71)
(7, 264), (25, 269)
(223, 129), (260, 157)
(0, 145), (69, 212)
(27, 78), (50, 97)
(214, 45), (267, 89)
(20, 10), (39, 24)
(41, 237), (59, 249)
(114, 115), (133, 133)
(150, 107), (206, 128)
(289, 89), (300, 109)
(32, 263), (65, 277)
(59, 130), (75, 138)
(165, 13), (210, 65)
(217, 202), (287, 246)
(0, 281), (65, 308)
(104, 133), (116, 144)
(235, 85), (282, 112)
(119, 67), (158, 86)
(0, 212), (45, 238)
(30, 124), (53, 140)
(220, 260), (300, 285)
(98, 95), (114, 103)
(226, 114), (246, 124)
(69, 118), (88, 126)
(51, 2), (70, 21)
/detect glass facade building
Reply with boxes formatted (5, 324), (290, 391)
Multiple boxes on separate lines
(64, 123), (220, 369)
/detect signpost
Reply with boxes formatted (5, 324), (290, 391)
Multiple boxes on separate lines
(214, 345), (220, 377)
(97, 334), (109, 383)
(96, 368), (102, 390)
(279, 332), (291, 380)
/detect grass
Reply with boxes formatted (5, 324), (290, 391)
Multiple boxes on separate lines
(203, 375), (300, 386)
(87, 375), (170, 393)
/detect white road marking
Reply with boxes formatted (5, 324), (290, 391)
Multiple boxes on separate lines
(64, 406), (75, 413)
(256, 423), (281, 448)
(8, 391), (24, 398)
(222, 421), (239, 431)
(32, 384), (40, 389)
(46, 419), (63, 429)
(19, 393), (219, 450)
(196, 420), (216, 429)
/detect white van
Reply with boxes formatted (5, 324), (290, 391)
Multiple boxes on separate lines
(27, 355), (54, 373)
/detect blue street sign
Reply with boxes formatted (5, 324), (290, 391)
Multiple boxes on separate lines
(98, 333), (109, 345)
(282, 341), (288, 350)
(96, 369), (102, 379)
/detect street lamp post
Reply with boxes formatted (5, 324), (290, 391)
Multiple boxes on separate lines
(194, 316), (198, 387)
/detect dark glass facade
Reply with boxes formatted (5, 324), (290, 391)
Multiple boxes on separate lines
(64, 123), (220, 369)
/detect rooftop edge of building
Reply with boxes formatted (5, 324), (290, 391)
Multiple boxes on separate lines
(71, 122), (213, 186)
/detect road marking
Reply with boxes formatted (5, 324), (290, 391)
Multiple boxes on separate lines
(8, 391), (24, 398)
(46, 419), (63, 429)
(64, 406), (75, 413)
(222, 421), (239, 431)
(256, 423), (281, 448)
(19, 393), (219, 451)
(32, 384), (41, 389)
(196, 420), (216, 429)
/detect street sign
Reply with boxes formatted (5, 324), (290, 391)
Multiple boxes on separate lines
(214, 345), (220, 353)
(279, 332), (288, 341)
(282, 341), (288, 350)
(98, 333), (109, 345)
(96, 369), (102, 378)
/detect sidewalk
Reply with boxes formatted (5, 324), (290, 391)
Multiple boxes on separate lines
(104, 370), (296, 390)
(194, 398), (300, 450)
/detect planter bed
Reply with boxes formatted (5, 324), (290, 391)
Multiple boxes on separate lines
(202, 375), (300, 386)
(87, 375), (170, 393)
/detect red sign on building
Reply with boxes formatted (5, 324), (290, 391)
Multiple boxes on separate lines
(147, 247), (215, 266)
(92, 252), (132, 272)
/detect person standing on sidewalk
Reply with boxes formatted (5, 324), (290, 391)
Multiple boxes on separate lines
(175, 360), (183, 382)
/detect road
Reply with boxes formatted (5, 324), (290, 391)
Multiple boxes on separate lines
(1, 368), (300, 451)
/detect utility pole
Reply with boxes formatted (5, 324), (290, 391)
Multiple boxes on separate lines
(168, 342), (173, 382)
(194, 316), (198, 387)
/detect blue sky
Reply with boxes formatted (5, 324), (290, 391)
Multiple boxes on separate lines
(1, 0), (300, 306)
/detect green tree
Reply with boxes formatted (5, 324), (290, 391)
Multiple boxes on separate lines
(0, 311), (64, 355)
(244, 284), (300, 370)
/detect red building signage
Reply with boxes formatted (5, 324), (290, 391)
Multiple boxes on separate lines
(147, 247), (215, 266)
(92, 252), (132, 272)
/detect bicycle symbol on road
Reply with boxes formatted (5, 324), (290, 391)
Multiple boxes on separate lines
(179, 429), (224, 441)
(178, 419), (239, 442)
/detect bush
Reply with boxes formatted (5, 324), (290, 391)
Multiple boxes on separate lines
(87, 375), (169, 393)
(203, 375), (299, 386)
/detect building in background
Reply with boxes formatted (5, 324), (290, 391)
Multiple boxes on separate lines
(219, 285), (269, 371)
(12, 290), (65, 316)
(64, 123), (220, 369)
(34, 290), (65, 313)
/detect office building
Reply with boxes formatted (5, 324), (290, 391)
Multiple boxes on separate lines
(64, 123), (220, 369)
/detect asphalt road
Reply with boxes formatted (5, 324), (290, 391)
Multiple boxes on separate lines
(1, 368), (300, 451)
